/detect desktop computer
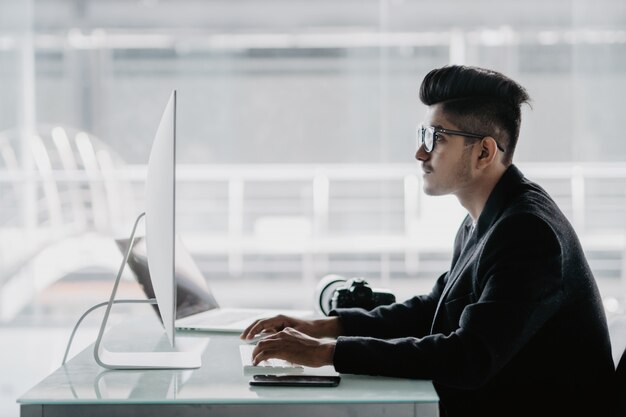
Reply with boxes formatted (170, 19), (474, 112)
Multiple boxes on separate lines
(93, 90), (202, 370)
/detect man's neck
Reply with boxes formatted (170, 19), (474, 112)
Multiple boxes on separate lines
(457, 165), (508, 223)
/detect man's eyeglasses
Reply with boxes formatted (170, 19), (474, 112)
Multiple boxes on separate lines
(416, 125), (506, 153)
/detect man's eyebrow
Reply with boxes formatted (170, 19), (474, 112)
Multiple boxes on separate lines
(424, 123), (453, 131)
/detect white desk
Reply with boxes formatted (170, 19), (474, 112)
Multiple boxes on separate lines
(18, 316), (439, 417)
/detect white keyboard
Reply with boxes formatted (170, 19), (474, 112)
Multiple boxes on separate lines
(239, 345), (304, 374)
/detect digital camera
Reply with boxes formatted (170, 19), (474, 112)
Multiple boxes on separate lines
(330, 277), (396, 311)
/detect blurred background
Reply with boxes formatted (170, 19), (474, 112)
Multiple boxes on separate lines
(2, 0), (626, 415)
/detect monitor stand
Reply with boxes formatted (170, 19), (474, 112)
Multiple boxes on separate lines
(93, 213), (202, 370)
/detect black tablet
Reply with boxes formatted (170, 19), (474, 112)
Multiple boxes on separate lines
(250, 375), (341, 387)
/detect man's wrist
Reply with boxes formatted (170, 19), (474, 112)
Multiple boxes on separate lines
(320, 340), (336, 366)
(313, 317), (343, 338)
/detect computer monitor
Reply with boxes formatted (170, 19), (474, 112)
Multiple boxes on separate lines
(93, 90), (202, 369)
(145, 89), (177, 347)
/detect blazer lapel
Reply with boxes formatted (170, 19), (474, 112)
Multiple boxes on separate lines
(430, 226), (481, 333)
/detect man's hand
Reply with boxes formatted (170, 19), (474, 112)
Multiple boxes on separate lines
(240, 314), (342, 341)
(251, 327), (336, 368)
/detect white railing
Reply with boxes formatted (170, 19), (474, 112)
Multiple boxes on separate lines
(1, 162), (626, 319)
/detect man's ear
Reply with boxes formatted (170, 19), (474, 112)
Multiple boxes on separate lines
(476, 137), (499, 167)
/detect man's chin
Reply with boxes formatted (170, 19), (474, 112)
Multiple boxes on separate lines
(422, 187), (438, 196)
(422, 183), (445, 196)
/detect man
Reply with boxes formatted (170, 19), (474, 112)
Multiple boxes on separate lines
(241, 65), (617, 417)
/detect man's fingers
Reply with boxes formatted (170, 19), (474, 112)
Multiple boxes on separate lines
(283, 326), (297, 335)
(241, 318), (279, 340)
(240, 315), (308, 340)
(240, 319), (262, 340)
(252, 342), (281, 365)
(241, 319), (269, 340)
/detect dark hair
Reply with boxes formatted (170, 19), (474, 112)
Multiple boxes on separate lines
(419, 65), (530, 165)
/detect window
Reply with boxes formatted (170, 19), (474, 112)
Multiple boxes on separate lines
(1, 2), (625, 415)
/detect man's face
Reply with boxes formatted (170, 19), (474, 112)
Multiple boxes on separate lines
(415, 104), (477, 197)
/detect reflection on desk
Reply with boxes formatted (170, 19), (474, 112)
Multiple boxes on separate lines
(18, 315), (439, 417)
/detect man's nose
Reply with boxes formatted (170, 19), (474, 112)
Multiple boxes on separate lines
(415, 144), (429, 162)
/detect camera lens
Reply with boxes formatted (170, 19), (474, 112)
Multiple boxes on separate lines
(315, 274), (348, 316)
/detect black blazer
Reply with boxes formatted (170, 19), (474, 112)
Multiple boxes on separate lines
(331, 165), (617, 417)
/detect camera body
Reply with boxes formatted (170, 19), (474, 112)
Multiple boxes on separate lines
(330, 277), (396, 311)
